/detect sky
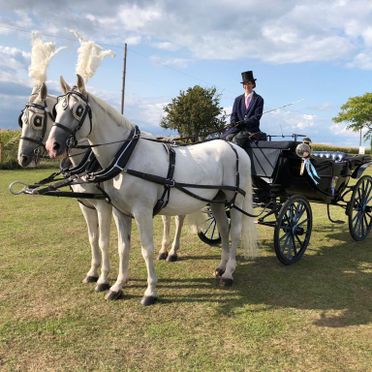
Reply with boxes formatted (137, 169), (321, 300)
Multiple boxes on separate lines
(0, 0), (371, 147)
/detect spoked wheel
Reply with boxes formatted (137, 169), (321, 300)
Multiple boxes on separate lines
(197, 206), (230, 246)
(274, 195), (312, 265)
(348, 175), (372, 241)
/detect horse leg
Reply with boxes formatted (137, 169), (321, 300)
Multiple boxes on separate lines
(133, 210), (158, 306)
(79, 204), (101, 284)
(220, 207), (242, 287)
(105, 209), (132, 301)
(94, 202), (112, 292)
(158, 215), (170, 260)
(167, 215), (185, 262)
(209, 204), (231, 282)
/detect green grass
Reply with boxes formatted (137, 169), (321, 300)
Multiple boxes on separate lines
(0, 168), (371, 371)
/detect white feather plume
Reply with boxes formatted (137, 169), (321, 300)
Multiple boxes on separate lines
(28, 31), (65, 86)
(71, 30), (115, 82)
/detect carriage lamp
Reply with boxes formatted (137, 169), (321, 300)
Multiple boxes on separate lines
(296, 138), (312, 175)
(295, 138), (320, 184)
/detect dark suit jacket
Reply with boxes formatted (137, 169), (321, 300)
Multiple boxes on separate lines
(228, 91), (264, 135)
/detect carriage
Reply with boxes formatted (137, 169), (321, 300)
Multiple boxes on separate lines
(197, 135), (372, 265)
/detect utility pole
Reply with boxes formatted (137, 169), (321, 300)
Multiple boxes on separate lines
(121, 43), (127, 115)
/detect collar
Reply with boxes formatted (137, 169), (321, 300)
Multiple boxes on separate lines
(244, 91), (254, 99)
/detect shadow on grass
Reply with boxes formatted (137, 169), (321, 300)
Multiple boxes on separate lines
(140, 228), (371, 328)
(218, 227), (371, 328)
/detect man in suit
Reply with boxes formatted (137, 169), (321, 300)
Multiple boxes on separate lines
(222, 70), (264, 143)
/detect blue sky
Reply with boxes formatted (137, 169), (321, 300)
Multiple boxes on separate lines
(0, 0), (372, 147)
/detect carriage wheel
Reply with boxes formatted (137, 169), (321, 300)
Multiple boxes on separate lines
(197, 206), (230, 246)
(274, 195), (312, 265)
(348, 175), (372, 241)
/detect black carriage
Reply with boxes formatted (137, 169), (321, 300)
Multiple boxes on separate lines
(198, 136), (372, 265)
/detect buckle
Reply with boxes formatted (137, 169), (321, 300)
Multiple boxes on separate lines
(167, 179), (176, 187)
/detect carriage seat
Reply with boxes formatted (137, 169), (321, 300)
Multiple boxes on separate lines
(312, 151), (347, 162)
(243, 140), (298, 178)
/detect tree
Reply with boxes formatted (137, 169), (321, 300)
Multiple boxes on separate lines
(333, 93), (372, 143)
(160, 85), (226, 142)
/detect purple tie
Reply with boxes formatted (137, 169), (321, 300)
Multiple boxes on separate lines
(245, 95), (251, 109)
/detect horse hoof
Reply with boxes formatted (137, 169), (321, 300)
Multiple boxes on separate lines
(105, 290), (124, 301)
(158, 252), (168, 260)
(140, 296), (157, 306)
(219, 277), (233, 287)
(83, 275), (99, 283)
(214, 268), (225, 277)
(95, 283), (111, 292)
(166, 254), (178, 262)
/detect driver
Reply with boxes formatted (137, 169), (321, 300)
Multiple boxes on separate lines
(222, 70), (264, 143)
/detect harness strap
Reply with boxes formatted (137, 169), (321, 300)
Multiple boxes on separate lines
(124, 168), (246, 202)
(85, 126), (140, 183)
(62, 150), (100, 177)
(153, 143), (176, 215)
(19, 136), (44, 146)
(28, 189), (108, 200)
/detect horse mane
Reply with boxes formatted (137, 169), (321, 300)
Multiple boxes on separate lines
(72, 30), (115, 82)
(87, 92), (135, 130)
(28, 31), (65, 86)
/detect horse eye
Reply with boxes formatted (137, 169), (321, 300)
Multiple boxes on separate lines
(75, 105), (84, 117)
(33, 116), (43, 128)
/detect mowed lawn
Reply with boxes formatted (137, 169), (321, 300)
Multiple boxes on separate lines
(0, 168), (371, 371)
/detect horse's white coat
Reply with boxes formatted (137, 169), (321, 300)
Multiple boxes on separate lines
(46, 76), (257, 303)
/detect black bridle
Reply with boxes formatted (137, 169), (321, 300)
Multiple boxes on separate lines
(18, 101), (52, 157)
(52, 90), (92, 148)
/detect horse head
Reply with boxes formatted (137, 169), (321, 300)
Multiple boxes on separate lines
(17, 83), (55, 167)
(46, 74), (91, 158)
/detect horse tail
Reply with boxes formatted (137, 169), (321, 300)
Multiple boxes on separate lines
(186, 210), (205, 234)
(239, 165), (258, 260)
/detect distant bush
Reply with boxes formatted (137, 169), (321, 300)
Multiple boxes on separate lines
(0, 129), (58, 170)
(0, 130), (21, 169)
(312, 143), (371, 155)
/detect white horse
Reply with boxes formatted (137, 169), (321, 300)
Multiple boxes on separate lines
(18, 84), (186, 292)
(46, 75), (257, 306)
(18, 84), (112, 291)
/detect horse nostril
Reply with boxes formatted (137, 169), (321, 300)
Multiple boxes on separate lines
(21, 155), (29, 166)
(52, 142), (60, 151)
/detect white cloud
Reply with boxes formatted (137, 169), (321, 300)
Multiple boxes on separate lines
(348, 52), (372, 70)
(118, 4), (162, 32)
(3, 0), (372, 66)
(0, 45), (30, 85)
(153, 41), (179, 51)
(151, 56), (192, 69)
(261, 109), (316, 137)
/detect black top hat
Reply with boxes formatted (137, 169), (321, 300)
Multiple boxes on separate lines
(241, 70), (256, 84)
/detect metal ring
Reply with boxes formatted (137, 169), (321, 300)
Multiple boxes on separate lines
(8, 181), (28, 195)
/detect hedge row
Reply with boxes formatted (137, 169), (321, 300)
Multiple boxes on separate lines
(312, 143), (371, 154)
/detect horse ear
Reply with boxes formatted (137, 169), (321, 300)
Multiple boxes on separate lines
(76, 74), (86, 95)
(60, 76), (71, 94)
(39, 82), (47, 100)
(31, 85), (39, 95)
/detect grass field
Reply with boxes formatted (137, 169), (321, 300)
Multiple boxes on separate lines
(0, 168), (371, 371)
